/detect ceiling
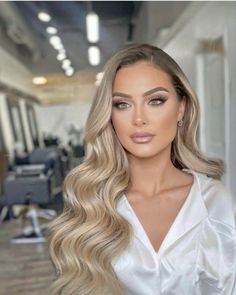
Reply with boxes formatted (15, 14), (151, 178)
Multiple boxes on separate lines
(0, 1), (141, 76)
(0, 1), (190, 104)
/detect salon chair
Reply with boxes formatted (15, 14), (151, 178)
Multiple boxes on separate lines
(28, 147), (66, 189)
(3, 164), (56, 243)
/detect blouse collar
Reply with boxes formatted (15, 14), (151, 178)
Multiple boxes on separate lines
(117, 169), (209, 258)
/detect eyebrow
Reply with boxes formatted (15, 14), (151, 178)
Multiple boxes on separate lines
(112, 86), (169, 98)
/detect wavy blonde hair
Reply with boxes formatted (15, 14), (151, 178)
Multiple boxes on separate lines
(49, 44), (224, 295)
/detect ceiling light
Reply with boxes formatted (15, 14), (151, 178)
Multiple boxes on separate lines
(49, 35), (64, 50)
(57, 52), (66, 61)
(95, 72), (104, 86)
(88, 46), (100, 66)
(62, 59), (71, 70)
(62, 59), (71, 67)
(65, 67), (74, 77)
(46, 26), (57, 34)
(94, 81), (98, 86)
(53, 42), (64, 50)
(49, 35), (61, 46)
(38, 12), (51, 22)
(96, 72), (104, 80)
(86, 12), (99, 43)
(58, 48), (66, 53)
(32, 76), (47, 85)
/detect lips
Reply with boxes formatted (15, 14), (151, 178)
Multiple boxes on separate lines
(130, 132), (154, 143)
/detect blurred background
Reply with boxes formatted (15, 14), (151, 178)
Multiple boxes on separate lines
(0, 1), (236, 294)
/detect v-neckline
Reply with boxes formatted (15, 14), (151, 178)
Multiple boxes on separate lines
(122, 169), (196, 255)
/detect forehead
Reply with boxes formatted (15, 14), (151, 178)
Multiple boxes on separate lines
(113, 62), (173, 91)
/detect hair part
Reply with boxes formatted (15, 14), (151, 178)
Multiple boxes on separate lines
(49, 43), (224, 295)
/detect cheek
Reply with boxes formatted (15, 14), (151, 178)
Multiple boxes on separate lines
(160, 111), (178, 128)
(155, 109), (178, 138)
(111, 114), (125, 136)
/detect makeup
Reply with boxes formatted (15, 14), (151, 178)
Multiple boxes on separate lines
(130, 132), (154, 144)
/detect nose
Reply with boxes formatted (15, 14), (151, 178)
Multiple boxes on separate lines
(133, 106), (148, 126)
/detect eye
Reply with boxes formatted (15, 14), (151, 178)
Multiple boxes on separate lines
(148, 97), (166, 105)
(112, 101), (130, 109)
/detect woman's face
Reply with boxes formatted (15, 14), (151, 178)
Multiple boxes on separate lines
(111, 62), (185, 160)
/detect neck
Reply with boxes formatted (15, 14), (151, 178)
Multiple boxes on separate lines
(127, 146), (179, 196)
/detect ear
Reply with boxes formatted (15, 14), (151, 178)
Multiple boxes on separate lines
(177, 96), (186, 121)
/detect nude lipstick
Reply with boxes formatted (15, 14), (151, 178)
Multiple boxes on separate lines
(130, 132), (154, 144)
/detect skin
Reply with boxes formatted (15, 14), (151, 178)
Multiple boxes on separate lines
(111, 62), (194, 252)
(112, 62), (183, 161)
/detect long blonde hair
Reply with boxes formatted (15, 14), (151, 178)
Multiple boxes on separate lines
(49, 44), (224, 294)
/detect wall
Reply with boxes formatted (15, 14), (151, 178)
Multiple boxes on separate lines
(224, 14), (236, 196)
(152, 2), (236, 193)
(133, 2), (190, 44)
(35, 100), (92, 145)
(0, 93), (15, 161)
(0, 46), (34, 95)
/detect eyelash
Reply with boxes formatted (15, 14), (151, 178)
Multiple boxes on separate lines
(112, 97), (166, 109)
(149, 97), (166, 105)
(112, 101), (130, 109)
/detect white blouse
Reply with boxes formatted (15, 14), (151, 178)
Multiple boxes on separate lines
(113, 169), (236, 295)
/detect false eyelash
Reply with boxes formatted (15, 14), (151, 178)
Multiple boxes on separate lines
(112, 101), (130, 109)
(148, 97), (167, 104)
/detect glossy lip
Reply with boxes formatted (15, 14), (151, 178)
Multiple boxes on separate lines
(130, 132), (154, 144)
(130, 132), (154, 138)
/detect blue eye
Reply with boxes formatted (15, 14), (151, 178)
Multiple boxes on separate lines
(148, 97), (166, 105)
(112, 101), (130, 109)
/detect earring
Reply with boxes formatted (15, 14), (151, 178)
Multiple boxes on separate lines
(178, 119), (183, 127)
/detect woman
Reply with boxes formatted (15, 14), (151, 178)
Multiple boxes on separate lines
(49, 44), (236, 295)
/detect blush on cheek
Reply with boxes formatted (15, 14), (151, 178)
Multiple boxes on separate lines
(159, 112), (178, 138)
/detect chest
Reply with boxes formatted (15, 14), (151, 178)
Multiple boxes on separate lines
(113, 217), (231, 295)
(127, 190), (189, 252)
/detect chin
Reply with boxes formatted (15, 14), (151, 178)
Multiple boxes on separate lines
(125, 149), (163, 160)
(124, 144), (171, 160)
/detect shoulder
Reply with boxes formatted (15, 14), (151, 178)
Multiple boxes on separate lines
(194, 170), (236, 229)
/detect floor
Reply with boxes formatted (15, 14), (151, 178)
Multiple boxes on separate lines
(0, 211), (57, 294)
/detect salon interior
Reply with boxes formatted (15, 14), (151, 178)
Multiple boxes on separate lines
(0, 1), (236, 294)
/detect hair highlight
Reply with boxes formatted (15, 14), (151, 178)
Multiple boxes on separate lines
(49, 44), (224, 295)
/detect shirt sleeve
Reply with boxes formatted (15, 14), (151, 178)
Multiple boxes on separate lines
(196, 178), (236, 294)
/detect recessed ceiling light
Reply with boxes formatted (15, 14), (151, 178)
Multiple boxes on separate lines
(49, 35), (64, 50)
(95, 72), (103, 86)
(32, 76), (47, 85)
(54, 43), (64, 50)
(95, 79), (101, 87)
(57, 52), (66, 61)
(58, 48), (66, 54)
(49, 35), (61, 46)
(62, 60), (72, 70)
(96, 72), (104, 80)
(46, 26), (57, 34)
(88, 46), (100, 66)
(38, 12), (51, 22)
(65, 67), (74, 77)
